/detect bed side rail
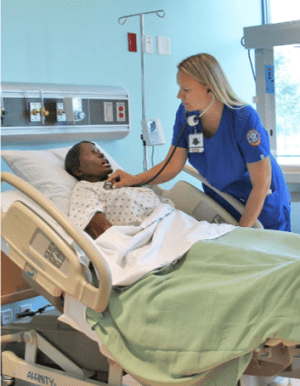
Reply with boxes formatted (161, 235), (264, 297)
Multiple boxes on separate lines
(156, 181), (238, 225)
(1, 172), (112, 313)
(182, 165), (263, 229)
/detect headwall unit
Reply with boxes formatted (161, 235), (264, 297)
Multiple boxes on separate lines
(1, 83), (130, 143)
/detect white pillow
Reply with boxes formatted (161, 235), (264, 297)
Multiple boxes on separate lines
(1, 144), (122, 215)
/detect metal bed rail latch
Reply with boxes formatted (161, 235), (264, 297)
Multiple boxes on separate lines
(1, 375), (15, 386)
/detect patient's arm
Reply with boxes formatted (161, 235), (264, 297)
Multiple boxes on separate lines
(84, 211), (112, 239)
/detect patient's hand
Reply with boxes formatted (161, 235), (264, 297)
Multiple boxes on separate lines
(107, 169), (139, 188)
(84, 212), (112, 239)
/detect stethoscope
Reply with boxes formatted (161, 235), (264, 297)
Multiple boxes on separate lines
(139, 92), (216, 186)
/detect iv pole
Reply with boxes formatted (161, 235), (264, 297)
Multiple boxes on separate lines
(118, 10), (166, 171)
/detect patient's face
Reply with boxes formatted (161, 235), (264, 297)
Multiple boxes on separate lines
(77, 143), (113, 182)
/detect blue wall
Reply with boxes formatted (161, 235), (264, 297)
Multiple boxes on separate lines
(1, 0), (299, 232)
(1, 0), (260, 167)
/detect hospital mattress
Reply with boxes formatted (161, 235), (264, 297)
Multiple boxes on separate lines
(86, 227), (300, 386)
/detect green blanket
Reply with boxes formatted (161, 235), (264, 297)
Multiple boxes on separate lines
(87, 227), (300, 385)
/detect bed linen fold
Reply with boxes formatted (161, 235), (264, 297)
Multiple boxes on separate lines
(92, 205), (235, 286)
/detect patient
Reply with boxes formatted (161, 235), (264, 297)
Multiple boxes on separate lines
(65, 141), (174, 239)
(66, 141), (240, 287)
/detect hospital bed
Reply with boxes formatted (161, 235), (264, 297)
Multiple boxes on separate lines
(1, 145), (300, 386)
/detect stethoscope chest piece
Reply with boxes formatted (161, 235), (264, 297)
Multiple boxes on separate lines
(103, 181), (113, 190)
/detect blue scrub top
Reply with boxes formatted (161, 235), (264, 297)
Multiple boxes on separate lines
(172, 103), (291, 231)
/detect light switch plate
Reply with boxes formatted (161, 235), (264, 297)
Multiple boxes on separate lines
(157, 36), (170, 55)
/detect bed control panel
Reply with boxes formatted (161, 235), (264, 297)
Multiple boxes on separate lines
(1, 201), (80, 297)
(31, 230), (69, 276)
(1, 82), (130, 143)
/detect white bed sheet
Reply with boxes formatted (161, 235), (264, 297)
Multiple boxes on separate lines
(91, 203), (235, 286)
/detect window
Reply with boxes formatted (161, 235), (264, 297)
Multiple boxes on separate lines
(268, 0), (300, 166)
(274, 44), (300, 166)
(244, 4), (300, 173)
(269, 0), (300, 23)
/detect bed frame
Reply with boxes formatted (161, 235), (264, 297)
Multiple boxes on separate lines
(1, 171), (299, 386)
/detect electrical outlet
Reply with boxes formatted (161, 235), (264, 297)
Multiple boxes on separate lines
(116, 102), (126, 122)
(18, 304), (32, 314)
(104, 102), (113, 122)
(145, 36), (153, 54)
(1, 309), (13, 325)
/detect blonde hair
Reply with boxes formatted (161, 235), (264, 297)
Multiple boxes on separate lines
(177, 53), (246, 108)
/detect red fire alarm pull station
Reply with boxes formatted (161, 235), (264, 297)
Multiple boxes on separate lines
(128, 33), (137, 52)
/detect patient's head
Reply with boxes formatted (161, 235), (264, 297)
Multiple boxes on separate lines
(65, 141), (113, 182)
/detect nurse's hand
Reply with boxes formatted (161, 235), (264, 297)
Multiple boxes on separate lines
(107, 169), (139, 188)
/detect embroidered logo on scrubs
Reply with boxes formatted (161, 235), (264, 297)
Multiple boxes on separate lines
(247, 129), (261, 147)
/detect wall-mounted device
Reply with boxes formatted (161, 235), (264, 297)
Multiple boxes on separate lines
(265, 65), (275, 94)
(1, 83), (130, 143)
(142, 118), (165, 146)
(63, 97), (86, 122)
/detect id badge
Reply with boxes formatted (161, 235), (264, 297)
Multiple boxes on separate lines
(189, 133), (204, 153)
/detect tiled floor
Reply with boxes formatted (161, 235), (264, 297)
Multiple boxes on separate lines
(122, 375), (300, 386)
(8, 374), (300, 386)
(124, 375), (300, 386)
(242, 377), (300, 386)
(123, 374), (143, 385)
(270, 377), (300, 386)
(289, 379), (300, 386)
(290, 380), (300, 386)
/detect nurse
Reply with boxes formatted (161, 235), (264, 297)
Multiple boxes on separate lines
(108, 53), (291, 231)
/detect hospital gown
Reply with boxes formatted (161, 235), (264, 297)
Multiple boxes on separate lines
(69, 180), (174, 230)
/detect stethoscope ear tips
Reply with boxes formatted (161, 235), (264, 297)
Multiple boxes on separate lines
(187, 115), (200, 127)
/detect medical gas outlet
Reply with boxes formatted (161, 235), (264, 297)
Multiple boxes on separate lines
(30, 103), (50, 122)
(63, 97), (86, 122)
(30, 103), (41, 122)
(56, 103), (66, 122)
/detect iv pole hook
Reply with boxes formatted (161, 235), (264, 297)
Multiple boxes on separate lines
(118, 10), (165, 25)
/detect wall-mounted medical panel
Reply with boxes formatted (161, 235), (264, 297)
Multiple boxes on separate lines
(1, 83), (130, 143)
